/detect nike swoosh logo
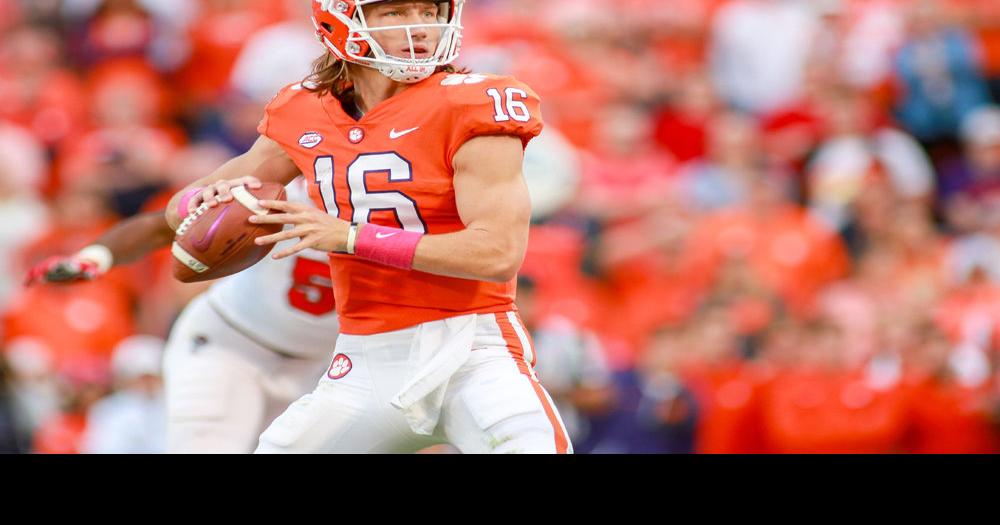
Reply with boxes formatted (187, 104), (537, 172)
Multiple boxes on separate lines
(192, 205), (231, 252)
(389, 127), (419, 139)
(375, 232), (400, 239)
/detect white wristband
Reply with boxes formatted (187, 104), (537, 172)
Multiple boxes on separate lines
(77, 245), (114, 274)
(346, 223), (359, 255)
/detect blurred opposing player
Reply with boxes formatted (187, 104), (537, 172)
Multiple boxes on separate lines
(167, 0), (571, 453)
(27, 178), (339, 453)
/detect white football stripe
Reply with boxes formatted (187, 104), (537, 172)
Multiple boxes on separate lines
(230, 185), (268, 216)
(171, 242), (209, 273)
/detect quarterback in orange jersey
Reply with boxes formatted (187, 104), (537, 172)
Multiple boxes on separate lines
(164, 0), (571, 453)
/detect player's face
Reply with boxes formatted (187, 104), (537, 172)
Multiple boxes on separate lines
(363, 0), (442, 60)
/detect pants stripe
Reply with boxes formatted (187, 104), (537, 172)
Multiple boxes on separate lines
(494, 312), (570, 454)
(506, 311), (537, 367)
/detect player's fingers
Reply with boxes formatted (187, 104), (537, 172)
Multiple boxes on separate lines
(256, 199), (303, 212)
(235, 176), (262, 189)
(254, 227), (303, 246)
(187, 192), (207, 214)
(272, 239), (313, 260)
(214, 180), (236, 203)
(198, 186), (221, 209)
(248, 212), (301, 225)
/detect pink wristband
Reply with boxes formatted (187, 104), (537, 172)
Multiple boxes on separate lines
(176, 187), (204, 220)
(354, 224), (423, 270)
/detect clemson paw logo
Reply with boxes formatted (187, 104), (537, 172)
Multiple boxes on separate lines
(327, 354), (352, 380)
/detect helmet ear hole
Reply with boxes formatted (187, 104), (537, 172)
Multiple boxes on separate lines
(321, 22), (334, 33)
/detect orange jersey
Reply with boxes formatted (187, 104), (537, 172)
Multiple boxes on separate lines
(258, 72), (544, 335)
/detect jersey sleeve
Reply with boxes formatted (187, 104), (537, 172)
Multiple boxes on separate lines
(256, 82), (307, 144)
(444, 75), (545, 167)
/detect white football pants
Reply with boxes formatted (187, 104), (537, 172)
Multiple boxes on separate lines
(163, 295), (329, 453)
(255, 312), (572, 454)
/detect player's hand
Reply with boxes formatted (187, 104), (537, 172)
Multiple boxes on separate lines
(189, 176), (264, 215)
(24, 255), (104, 286)
(250, 200), (351, 258)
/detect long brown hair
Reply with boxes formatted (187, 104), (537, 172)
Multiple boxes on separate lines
(304, 53), (352, 99)
(303, 52), (465, 101)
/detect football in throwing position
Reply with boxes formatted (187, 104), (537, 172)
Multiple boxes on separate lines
(172, 182), (287, 283)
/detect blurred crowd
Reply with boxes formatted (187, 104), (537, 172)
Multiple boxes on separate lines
(1, 0), (1000, 454)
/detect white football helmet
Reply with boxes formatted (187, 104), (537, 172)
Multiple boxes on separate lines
(312, 0), (465, 84)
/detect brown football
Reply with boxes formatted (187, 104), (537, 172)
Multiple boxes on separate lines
(171, 182), (286, 283)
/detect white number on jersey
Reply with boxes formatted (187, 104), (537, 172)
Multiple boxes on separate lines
(287, 256), (335, 316)
(313, 152), (427, 234)
(314, 156), (339, 218)
(487, 87), (531, 123)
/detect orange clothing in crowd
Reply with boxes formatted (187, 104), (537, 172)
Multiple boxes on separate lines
(81, 4), (153, 61)
(759, 368), (911, 454)
(2, 278), (135, 365)
(0, 0), (17, 30)
(460, 10), (614, 149)
(520, 224), (602, 326)
(935, 284), (1000, 350)
(521, 225), (588, 294)
(599, 252), (706, 348)
(684, 204), (851, 315)
(0, 69), (87, 149)
(649, 0), (729, 73)
(682, 360), (769, 454)
(903, 375), (1000, 454)
(947, 0), (1000, 76)
(176, 4), (278, 103)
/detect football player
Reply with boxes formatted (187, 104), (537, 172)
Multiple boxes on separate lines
(26, 178), (340, 453)
(166, 0), (571, 453)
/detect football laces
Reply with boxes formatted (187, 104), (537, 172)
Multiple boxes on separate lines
(176, 202), (210, 237)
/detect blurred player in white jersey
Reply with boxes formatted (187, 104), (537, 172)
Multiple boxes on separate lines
(26, 178), (340, 453)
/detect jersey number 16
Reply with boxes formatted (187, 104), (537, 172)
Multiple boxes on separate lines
(313, 152), (428, 234)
